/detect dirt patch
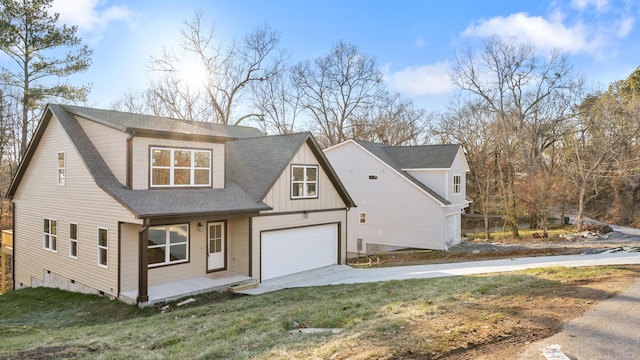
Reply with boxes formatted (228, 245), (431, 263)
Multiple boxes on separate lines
(348, 231), (640, 359)
(12, 345), (97, 359)
(350, 230), (640, 267)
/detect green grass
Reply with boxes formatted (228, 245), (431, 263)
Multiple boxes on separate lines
(0, 266), (637, 359)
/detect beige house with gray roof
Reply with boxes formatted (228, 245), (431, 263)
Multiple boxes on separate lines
(8, 105), (354, 305)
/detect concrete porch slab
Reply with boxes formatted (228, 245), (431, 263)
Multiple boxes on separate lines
(120, 271), (254, 306)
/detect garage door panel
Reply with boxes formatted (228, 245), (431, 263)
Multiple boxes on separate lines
(262, 224), (337, 280)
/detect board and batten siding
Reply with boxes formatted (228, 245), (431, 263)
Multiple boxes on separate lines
(130, 137), (225, 190)
(251, 210), (347, 281)
(75, 115), (129, 185)
(12, 116), (139, 297)
(325, 142), (446, 254)
(261, 142), (346, 213)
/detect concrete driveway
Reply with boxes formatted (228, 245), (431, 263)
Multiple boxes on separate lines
(238, 251), (640, 295)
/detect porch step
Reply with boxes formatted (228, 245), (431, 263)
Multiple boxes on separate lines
(230, 279), (259, 292)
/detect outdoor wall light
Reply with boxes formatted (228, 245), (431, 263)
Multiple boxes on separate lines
(303, 211), (309, 218)
(198, 222), (204, 232)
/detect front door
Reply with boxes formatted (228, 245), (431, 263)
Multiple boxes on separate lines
(207, 222), (225, 271)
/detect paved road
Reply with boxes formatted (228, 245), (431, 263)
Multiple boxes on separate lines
(239, 252), (640, 295)
(518, 278), (640, 360)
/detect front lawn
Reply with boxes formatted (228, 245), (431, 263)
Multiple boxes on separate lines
(1, 265), (639, 359)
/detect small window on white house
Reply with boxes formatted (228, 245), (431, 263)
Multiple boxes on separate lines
(69, 223), (78, 259)
(359, 213), (367, 224)
(98, 228), (108, 268)
(57, 152), (65, 185)
(291, 165), (318, 199)
(453, 175), (461, 194)
(43, 218), (57, 251)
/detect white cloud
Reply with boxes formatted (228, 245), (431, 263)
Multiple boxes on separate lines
(571, 0), (609, 11)
(618, 16), (634, 37)
(385, 62), (454, 96)
(462, 12), (600, 54)
(51, 0), (133, 38)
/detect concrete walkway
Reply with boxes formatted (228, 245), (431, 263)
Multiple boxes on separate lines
(238, 252), (640, 295)
(518, 278), (640, 359)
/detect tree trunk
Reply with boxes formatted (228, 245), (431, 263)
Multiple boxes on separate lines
(576, 185), (586, 232)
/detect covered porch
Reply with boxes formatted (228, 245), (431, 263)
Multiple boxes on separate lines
(119, 270), (255, 306)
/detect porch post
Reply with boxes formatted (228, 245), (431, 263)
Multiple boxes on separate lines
(137, 219), (150, 303)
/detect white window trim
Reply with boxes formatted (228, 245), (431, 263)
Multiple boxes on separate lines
(69, 222), (78, 259)
(97, 227), (108, 268)
(453, 174), (462, 195)
(359, 212), (367, 224)
(149, 147), (212, 188)
(291, 165), (319, 199)
(57, 151), (65, 186)
(148, 224), (190, 267)
(43, 218), (57, 252)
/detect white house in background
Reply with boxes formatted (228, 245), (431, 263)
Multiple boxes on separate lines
(324, 139), (471, 256)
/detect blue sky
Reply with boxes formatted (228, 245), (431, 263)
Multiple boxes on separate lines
(37, 0), (640, 111)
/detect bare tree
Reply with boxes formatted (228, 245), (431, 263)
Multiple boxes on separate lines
(438, 98), (497, 240)
(350, 91), (431, 146)
(251, 70), (302, 134)
(449, 36), (581, 237)
(291, 41), (383, 147)
(563, 87), (640, 231)
(144, 12), (286, 125)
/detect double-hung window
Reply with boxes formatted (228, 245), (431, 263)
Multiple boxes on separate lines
(147, 224), (189, 267)
(291, 165), (318, 199)
(150, 147), (211, 187)
(43, 218), (57, 251)
(98, 228), (108, 268)
(69, 222), (78, 258)
(453, 175), (461, 194)
(57, 152), (65, 185)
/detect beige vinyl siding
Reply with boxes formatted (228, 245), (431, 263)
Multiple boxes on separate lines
(262, 143), (346, 213)
(146, 220), (206, 286)
(12, 117), (139, 297)
(227, 218), (249, 275)
(119, 223), (139, 292)
(251, 210), (347, 281)
(76, 116), (129, 184)
(131, 137), (225, 190)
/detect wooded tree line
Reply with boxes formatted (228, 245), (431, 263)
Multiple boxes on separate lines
(1, 3), (639, 237)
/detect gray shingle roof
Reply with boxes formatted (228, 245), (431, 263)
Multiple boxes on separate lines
(353, 140), (462, 205)
(9, 104), (354, 219)
(61, 104), (264, 139)
(227, 132), (309, 201)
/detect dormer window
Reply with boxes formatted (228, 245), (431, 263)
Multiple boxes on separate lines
(150, 147), (211, 187)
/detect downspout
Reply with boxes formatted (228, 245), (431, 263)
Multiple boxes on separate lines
(11, 202), (15, 290)
(137, 218), (150, 304)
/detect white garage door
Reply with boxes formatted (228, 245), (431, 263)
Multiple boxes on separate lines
(261, 223), (338, 280)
